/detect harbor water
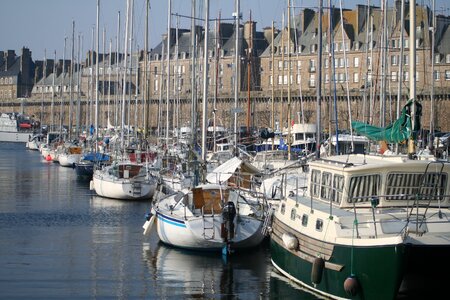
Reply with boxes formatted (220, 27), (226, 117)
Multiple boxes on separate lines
(0, 142), (318, 299)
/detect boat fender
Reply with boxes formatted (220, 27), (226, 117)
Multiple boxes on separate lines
(46, 154), (52, 161)
(143, 213), (155, 236)
(311, 256), (325, 285)
(343, 275), (359, 297)
(89, 180), (94, 191)
(282, 232), (298, 250)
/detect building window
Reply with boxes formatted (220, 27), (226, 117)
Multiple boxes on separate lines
(354, 57), (360, 68)
(435, 54), (440, 64)
(434, 71), (440, 81)
(269, 61), (272, 71)
(353, 72), (359, 83)
(278, 60), (282, 70)
(297, 74), (301, 84)
(403, 55), (409, 65)
(278, 75), (282, 85)
(446, 54), (450, 64)
(391, 71), (397, 82)
(391, 55), (398, 66)
(297, 60), (301, 69)
(403, 71), (409, 82)
(309, 74), (316, 87)
(269, 75), (273, 86)
(445, 70), (450, 80)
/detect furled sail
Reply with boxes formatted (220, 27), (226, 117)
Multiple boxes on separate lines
(351, 100), (421, 143)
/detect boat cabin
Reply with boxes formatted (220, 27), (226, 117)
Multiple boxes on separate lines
(306, 154), (450, 209)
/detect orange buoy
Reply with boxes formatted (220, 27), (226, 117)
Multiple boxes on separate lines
(344, 275), (359, 297)
(45, 154), (52, 161)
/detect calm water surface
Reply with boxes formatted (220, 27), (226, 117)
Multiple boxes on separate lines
(0, 142), (318, 299)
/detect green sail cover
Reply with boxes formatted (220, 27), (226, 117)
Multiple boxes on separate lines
(351, 100), (421, 143)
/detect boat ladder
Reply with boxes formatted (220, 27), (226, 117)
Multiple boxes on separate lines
(202, 207), (215, 240)
(261, 207), (274, 236)
(132, 182), (142, 196)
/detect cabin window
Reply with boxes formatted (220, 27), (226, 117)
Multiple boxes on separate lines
(302, 214), (308, 227)
(315, 219), (323, 231)
(310, 170), (321, 198)
(386, 173), (447, 201)
(320, 172), (332, 200)
(280, 203), (286, 215)
(348, 174), (381, 203)
(332, 175), (344, 203)
(290, 209), (296, 221)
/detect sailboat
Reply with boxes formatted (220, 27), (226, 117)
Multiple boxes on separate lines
(146, 156), (267, 252)
(144, 0), (268, 254)
(91, 0), (156, 200)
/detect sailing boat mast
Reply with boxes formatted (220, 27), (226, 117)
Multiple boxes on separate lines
(201, 0), (210, 161)
(60, 38), (66, 136)
(271, 20), (275, 151)
(408, 0), (416, 158)
(316, 0), (323, 158)
(95, 0), (100, 150)
(121, 0), (130, 150)
(143, 0), (149, 138)
(287, 0), (292, 159)
(51, 50), (56, 130)
(233, 0), (240, 150)
(166, 0), (172, 146)
(246, 11), (252, 136)
(429, 0), (436, 148)
(190, 0), (198, 146)
(69, 20), (75, 141)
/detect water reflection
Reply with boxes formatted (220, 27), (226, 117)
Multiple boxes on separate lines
(143, 241), (271, 298)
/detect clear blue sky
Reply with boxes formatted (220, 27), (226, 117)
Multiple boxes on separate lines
(1, 0), (448, 61)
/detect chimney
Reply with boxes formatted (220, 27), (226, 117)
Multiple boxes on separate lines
(263, 26), (279, 44)
(244, 21), (256, 51)
(20, 47), (32, 85)
(4, 50), (16, 71)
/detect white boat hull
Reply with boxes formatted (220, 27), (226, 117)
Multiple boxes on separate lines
(0, 131), (31, 143)
(59, 153), (82, 167)
(93, 172), (155, 200)
(155, 211), (265, 251)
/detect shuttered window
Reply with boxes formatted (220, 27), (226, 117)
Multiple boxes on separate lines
(348, 175), (381, 203)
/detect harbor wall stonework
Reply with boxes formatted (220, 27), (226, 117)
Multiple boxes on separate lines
(1, 91), (449, 134)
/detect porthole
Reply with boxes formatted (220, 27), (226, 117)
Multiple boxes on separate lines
(315, 219), (324, 232)
(301, 214), (308, 227)
(290, 209), (296, 220)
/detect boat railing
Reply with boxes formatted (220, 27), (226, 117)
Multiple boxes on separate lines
(349, 193), (450, 239)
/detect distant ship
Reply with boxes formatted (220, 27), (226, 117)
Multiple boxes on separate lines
(0, 112), (37, 143)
